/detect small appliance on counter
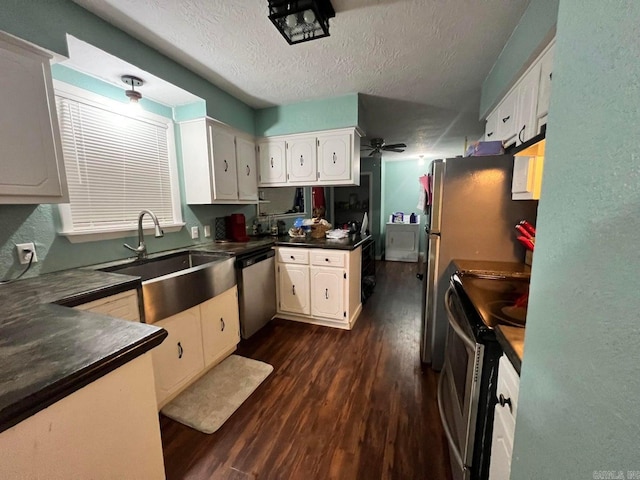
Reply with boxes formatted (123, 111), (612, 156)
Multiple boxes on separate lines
(225, 213), (250, 242)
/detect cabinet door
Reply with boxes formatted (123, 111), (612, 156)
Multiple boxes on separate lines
(537, 43), (555, 126)
(151, 306), (205, 406)
(514, 62), (541, 146)
(278, 264), (310, 315)
(209, 125), (239, 200)
(310, 267), (346, 320)
(489, 403), (514, 480)
(496, 90), (518, 146)
(236, 137), (258, 200)
(484, 110), (498, 142)
(317, 133), (351, 182)
(200, 287), (240, 368)
(287, 136), (317, 183)
(258, 140), (286, 185)
(0, 34), (67, 204)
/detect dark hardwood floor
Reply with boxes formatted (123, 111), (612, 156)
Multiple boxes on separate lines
(160, 261), (452, 480)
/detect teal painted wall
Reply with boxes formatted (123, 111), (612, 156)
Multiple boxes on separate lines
(479, 0), (559, 118)
(255, 93), (359, 136)
(173, 101), (207, 122)
(361, 158), (383, 257)
(381, 159), (427, 257)
(510, 2), (640, 478)
(0, 0), (255, 134)
(0, 65), (255, 280)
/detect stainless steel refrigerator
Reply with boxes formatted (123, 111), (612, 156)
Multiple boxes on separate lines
(420, 155), (538, 370)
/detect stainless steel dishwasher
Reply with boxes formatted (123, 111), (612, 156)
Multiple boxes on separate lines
(236, 248), (276, 339)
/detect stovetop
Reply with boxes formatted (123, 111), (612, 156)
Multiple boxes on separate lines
(451, 271), (530, 335)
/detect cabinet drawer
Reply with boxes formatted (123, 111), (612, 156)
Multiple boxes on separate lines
(277, 247), (309, 265)
(75, 289), (140, 322)
(310, 249), (347, 267)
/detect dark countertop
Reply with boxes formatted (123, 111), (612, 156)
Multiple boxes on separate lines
(275, 234), (372, 250)
(453, 259), (531, 278)
(0, 269), (167, 433)
(495, 325), (524, 375)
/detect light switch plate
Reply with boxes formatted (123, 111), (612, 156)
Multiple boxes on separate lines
(191, 226), (199, 239)
(203, 225), (211, 238)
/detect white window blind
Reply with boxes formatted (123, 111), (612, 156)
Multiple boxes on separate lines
(55, 91), (180, 234)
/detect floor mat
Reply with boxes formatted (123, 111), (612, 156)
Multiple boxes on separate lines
(161, 355), (273, 434)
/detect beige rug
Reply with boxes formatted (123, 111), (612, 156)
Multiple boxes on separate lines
(161, 355), (273, 434)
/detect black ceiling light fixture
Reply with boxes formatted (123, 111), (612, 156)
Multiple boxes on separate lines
(121, 75), (144, 103)
(268, 0), (336, 45)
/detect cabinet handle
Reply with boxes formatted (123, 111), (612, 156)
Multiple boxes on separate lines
(270, 157), (274, 168)
(498, 393), (512, 413)
(333, 152), (337, 164)
(290, 255), (295, 260)
(177, 342), (183, 359)
(224, 159), (228, 172)
(549, 72), (553, 81)
(300, 155), (304, 166)
(325, 258), (329, 262)
(292, 284), (296, 296)
(246, 164), (250, 176)
(502, 115), (510, 123)
(487, 131), (494, 137)
(518, 125), (526, 143)
(325, 288), (329, 299)
(220, 317), (225, 331)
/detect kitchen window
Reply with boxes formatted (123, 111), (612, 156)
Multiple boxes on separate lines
(54, 81), (183, 242)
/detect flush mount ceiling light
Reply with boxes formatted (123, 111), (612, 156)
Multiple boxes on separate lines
(268, 0), (336, 45)
(121, 75), (143, 103)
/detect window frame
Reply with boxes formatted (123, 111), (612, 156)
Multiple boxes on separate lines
(54, 80), (184, 243)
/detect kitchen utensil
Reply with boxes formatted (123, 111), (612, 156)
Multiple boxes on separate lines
(519, 220), (536, 236)
(517, 236), (535, 251)
(515, 224), (534, 240)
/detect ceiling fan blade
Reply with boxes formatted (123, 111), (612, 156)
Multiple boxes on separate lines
(385, 148), (406, 153)
(382, 143), (407, 150)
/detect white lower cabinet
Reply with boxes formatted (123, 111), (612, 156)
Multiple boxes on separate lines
(200, 286), (240, 367)
(489, 355), (520, 480)
(277, 264), (311, 315)
(151, 286), (240, 408)
(275, 246), (362, 329)
(310, 267), (346, 320)
(152, 306), (205, 407)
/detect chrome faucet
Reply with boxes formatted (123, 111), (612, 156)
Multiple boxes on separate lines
(124, 209), (164, 259)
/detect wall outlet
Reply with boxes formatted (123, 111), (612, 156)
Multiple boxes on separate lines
(16, 242), (37, 265)
(203, 225), (211, 238)
(190, 226), (199, 240)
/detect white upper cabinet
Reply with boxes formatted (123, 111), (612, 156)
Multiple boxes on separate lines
(0, 33), (68, 204)
(496, 89), (518, 146)
(258, 139), (287, 185)
(317, 131), (355, 183)
(514, 61), (541, 146)
(210, 126), (238, 200)
(286, 136), (317, 183)
(180, 118), (257, 204)
(485, 38), (555, 147)
(235, 136), (258, 200)
(536, 42), (555, 129)
(484, 110), (499, 142)
(258, 127), (362, 187)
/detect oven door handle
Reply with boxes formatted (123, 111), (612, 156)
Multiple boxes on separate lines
(444, 288), (476, 351)
(437, 368), (467, 471)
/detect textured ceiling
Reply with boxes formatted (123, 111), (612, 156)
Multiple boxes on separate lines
(72, 0), (530, 160)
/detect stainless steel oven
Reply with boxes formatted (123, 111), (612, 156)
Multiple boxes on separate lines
(437, 274), (503, 480)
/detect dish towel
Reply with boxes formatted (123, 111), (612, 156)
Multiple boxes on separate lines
(418, 174), (432, 209)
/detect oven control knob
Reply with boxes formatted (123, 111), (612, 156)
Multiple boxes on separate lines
(498, 394), (513, 413)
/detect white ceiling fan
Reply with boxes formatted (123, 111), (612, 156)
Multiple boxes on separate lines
(361, 137), (407, 156)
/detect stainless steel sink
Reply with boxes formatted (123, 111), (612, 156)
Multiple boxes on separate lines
(102, 251), (236, 323)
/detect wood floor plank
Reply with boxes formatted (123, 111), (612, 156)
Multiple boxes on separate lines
(160, 261), (452, 480)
